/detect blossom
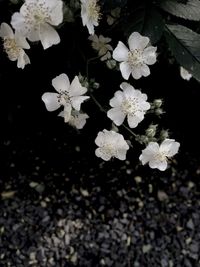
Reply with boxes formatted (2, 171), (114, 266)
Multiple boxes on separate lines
(0, 22), (30, 69)
(11, 0), (63, 49)
(42, 73), (89, 122)
(80, 0), (100, 35)
(180, 67), (192, 81)
(59, 109), (89, 129)
(107, 82), (150, 128)
(139, 139), (180, 171)
(113, 32), (157, 80)
(88, 34), (113, 61)
(95, 129), (129, 161)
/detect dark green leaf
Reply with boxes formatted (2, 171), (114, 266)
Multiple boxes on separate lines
(160, 0), (200, 21)
(124, 3), (164, 44)
(165, 24), (200, 82)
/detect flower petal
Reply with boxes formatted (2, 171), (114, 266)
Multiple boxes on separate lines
(39, 23), (60, 49)
(140, 64), (150, 77)
(113, 41), (129, 62)
(143, 46), (157, 65)
(128, 32), (149, 51)
(107, 108), (125, 126)
(69, 76), (87, 96)
(71, 96), (89, 111)
(41, 92), (60, 111)
(160, 139), (180, 157)
(120, 62), (132, 80)
(109, 91), (123, 107)
(95, 148), (111, 161)
(0, 23), (14, 38)
(52, 73), (70, 93)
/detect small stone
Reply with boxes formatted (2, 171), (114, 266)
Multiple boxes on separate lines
(186, 219), (194, 230)
(157, 190), (168, 202)
(142, 244), (152, 254)
(134, 176), (142, 183)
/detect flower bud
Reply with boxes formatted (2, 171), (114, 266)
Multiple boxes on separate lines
(153, 99), (162, 108)
(106, 59), (117, 69)
(145, 124), (157, 138)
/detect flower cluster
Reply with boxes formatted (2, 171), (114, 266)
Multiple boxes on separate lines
(1, 0), (183, 172)
(1, 0), (64, 68)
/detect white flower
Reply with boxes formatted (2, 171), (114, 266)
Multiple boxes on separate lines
(80, 0), (100, 35)
(107, 82), (150, 128)
(42, 73), (89, 122)
(88, 34), (113, 61)
(11, 0), (63, 49)
(59, 109), (89, 129)
(0, 22), (30, 69)
(95, 129), (129, 161)
(139, 139), (180, 171)
(113, 32), (157, 80)
(180, 67), (192, 81)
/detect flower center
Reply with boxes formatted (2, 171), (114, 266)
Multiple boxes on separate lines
(88, 0), (100, 22)
(128, 50), (143, 67)
(24, 2), (50, 27)
(57, 92), (70, 106)
(103, 143), (116, 157)
(154, 151), (166, 162)
(121, 98), (138, 115)
(4, 38), (21, 61)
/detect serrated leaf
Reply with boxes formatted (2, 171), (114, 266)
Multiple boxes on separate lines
(124, 4), (164, 44)
(160, 0), (200, 21)
(165, 24), (200, 82)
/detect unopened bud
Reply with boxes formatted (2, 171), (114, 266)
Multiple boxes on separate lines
(106, 59), (116, 69)
(153, 99), (162, 108)
(145, 124), (157, 138)
(160, 129), (169, 140)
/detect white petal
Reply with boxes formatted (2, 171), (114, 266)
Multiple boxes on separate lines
(107, 108), (125, 126)
(41, 92), (60, 111)
(95, 131), (105, 147)
(113, 41), (129, 62)
(69, 76), (87, 97)
(62, 103), (72, 123)
(17, 51), (30, 69)
(120, 82), (133, 92)
(149, 159), (168, 171)
(39, 23), (60, 49)
(143, 46), (157, 65)
(128, 32), (149, 51)
(127, 114), (140, 128)
(140, 64), (150, 77)
(120, 62), (132, 80)
(47, 0), (63, 25)
(11, 12), (29, 36)
(139, 142), (159, 165)
(180, 67), (192, 81)
(116, 149), (127, 160)
(71, 96), (89, 111)
(0, 23), (14, 38)
(95, 148), (111, 161)
(131, 65), (142, 80)
(160, 139), (180, 157)
(52, 73), (70, 93)
(109, 91), (123, 107)
(15, 31), (30, 49)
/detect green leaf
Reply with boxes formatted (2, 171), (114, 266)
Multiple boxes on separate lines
(124, 3), (164, 44)
(160, 0), (200, 21)
(165, 24), (200, 82)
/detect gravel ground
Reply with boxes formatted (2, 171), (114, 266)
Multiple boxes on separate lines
(1, 137), (200, 267)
